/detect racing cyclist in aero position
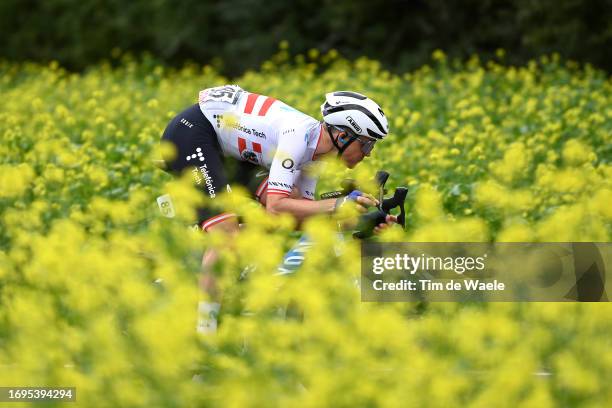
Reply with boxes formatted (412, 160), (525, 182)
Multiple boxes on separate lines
(160, 85), (396, 332)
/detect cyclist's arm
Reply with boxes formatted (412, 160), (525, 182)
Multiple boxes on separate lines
(267, 193), (380, 221)
(265, 124), (375, 219)
(265, 165), (331, 219)
(265, 124), (322, 218)
(293, 164), (317, 201)
(267, 174), (334, 220)
(266, 194), (336, 220)
(258, 185), (301, 206)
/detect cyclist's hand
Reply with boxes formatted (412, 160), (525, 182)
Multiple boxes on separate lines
(335, 190), (378, 213)
(373, 215), (397, 234)
(354, 193), (379, 213)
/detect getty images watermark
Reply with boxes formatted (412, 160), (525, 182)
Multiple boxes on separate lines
(361, 243), (611, 302)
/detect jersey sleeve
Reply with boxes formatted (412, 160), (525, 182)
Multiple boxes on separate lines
(266, 127), (308, 197)
(294, 164), (318, 200)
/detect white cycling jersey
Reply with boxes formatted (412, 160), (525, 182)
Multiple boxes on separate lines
(198, 85), (322, 200)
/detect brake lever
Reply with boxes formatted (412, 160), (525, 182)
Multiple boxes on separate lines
(381, 187), (408, 228)
(354, 186), (408, 239)
(375, 170), (390, 207)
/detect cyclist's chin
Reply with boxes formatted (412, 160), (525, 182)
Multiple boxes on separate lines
(341, 152), (364, 168)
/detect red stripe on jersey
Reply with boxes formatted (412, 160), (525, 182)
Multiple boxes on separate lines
(257, 185), (268, 204)
(258, 97), (277, 116)
(201, 213), (237, 231)
(244, 93), (260, 114)
(255, 177), (269, 197)
(267, 189), (291, 196)
(268, 190), (291, 197)
(238, 137), (246, 153)
(252, 142), (262, 153)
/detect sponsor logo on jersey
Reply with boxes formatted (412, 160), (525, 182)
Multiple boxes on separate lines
(282, 158), (295, 169)
(251, 129), (266, 139)
(186, 147), (205, 162)
(192, 167), (203, 185)
(238, 137), (263, 165)
(241, 150), (259, 163)
(192, 164), (216, 198)
(268, 180), (293, 190)
(346, 115), (362, 133)
(214, 115), (266, 139)
(199, 164), (216, 198)
(213, 114), (223, 128)
(180, 118), (194, 128)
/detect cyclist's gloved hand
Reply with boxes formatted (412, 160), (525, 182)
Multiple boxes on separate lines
(334, 190), (362, 212)
(347, 190), (363, 201)
(334, 190), (380, 214)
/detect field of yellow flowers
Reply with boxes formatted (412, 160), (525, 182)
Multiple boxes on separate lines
(1, 48), (611, 407)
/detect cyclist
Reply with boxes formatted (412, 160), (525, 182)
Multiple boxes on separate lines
(160, 86), (395, 332)
(160, 85), (393, 231)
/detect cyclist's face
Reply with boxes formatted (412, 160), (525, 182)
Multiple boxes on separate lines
(341, 135), (370, 168)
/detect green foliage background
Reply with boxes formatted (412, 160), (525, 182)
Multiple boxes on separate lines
(1, 0), (611, 75)
(0, 50), (611, 406)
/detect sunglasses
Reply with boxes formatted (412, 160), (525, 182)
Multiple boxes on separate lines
(336, 127), (377, 154)
(357, 136), (376, 154)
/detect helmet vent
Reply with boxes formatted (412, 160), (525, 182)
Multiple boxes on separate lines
(333, 91), (367, 100)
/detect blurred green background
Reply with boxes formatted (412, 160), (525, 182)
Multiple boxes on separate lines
(2, 0), (610, 75)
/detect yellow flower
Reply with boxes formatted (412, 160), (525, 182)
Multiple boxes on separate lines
(0, 163), (35, 198)
(0, 50), (610, 406)
(562, 139), (594, 166)
(432, 49), (446, 62)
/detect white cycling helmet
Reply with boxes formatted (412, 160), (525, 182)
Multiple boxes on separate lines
(321, 91), (389, 140)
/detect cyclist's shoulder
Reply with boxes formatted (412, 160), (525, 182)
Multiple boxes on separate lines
(269, 96), (311, 116)
(276, 112), (319, 144)
(274, 101), (318, 127)
(198, 85), (245, 110)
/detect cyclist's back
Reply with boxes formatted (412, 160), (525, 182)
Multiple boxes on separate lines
(161, 85), (321, 230)
(199, 85), (320, 171)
